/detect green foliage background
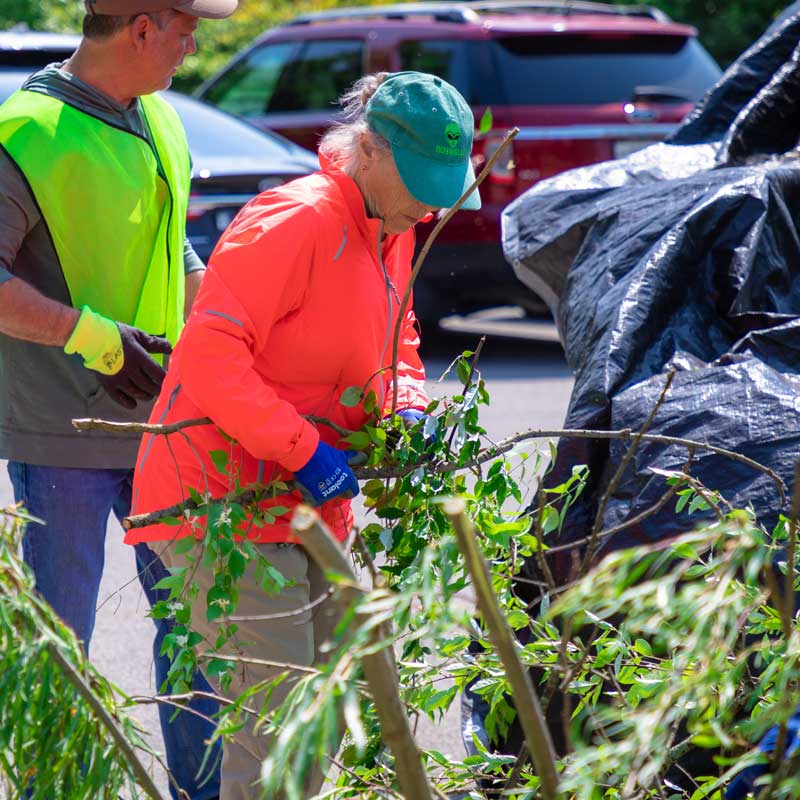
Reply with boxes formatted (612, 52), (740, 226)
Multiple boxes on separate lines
(3, 0), (795, 91)
(615, 0), (791, 68)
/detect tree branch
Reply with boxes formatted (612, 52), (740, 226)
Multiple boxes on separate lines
(444, 498), (561, 800)
(291, 506), (435, 800)
(72, 413), (354, 439)
(121, 425), (782, 530)
(581, 370), (676, 573)
(45, 642), (166, 800)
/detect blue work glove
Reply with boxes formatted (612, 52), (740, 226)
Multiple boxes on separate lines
(397, 409), (424, 427)
(293, 441), (360, 507)
(401, 409), (439, 448)
(727, 709), (800, 799)
(386, 409), (438, 455)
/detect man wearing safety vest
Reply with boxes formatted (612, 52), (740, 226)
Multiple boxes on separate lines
(0, 1), (236, 796)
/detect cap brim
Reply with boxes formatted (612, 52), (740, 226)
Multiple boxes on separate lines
(392, 144), (481, 211)
(174, 0), (237, 18)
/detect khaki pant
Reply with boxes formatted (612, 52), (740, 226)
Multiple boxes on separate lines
(161, 541), (339, 800)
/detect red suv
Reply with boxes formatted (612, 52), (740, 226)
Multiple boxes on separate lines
(195, 1), (720, 326)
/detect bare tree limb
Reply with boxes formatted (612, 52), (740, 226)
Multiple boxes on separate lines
(72, 416), (211, 435)
(73, 413), (354, 439)
(357, 427), (784, 502)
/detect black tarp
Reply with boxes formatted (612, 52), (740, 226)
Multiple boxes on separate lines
(501, 1), (800, 583)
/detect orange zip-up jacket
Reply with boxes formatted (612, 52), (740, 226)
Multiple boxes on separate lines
(126, 154), (428, 546)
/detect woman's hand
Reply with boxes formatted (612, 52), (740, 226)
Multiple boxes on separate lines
(293, 442), (360, 506)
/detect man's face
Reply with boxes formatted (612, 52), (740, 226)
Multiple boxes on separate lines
(139, 10), (198, 92)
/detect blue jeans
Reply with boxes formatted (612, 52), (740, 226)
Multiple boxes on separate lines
(9, 462), (221, 800)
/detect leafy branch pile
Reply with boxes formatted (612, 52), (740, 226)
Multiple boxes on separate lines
(115, 350), (800, 799)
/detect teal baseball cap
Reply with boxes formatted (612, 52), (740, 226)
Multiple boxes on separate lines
(365, 71), (481, 211)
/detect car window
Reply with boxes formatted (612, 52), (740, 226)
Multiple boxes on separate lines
(164, 92), (312, 163)
(482, 34), (720, 105)
(267, 39), (364, 112)
(398, 40), (475, 102)
(0, 50), (75, 68)
(201, 41), (297, 118)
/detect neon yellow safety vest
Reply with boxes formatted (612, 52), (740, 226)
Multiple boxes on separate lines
(0, 90), (190, 344)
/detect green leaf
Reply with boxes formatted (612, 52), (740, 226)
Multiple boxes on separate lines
(174, 536), (196, 556)
(151, 568), (186, 597)
(340, 386), (363, 407)
(376, 507), (404, 520)
(456, 358), (471, 385)
(343, 431), (371, 449)
(209, 449), (229, 475)
(229, 548), (247, 581)
(506, 609), (529, 630)
(478, 107), (493, 135)
(363, 479), (385, 499)
(205, 657), (235, 678)
(363, 390), (378, 415)
(633, 638), (653, 657)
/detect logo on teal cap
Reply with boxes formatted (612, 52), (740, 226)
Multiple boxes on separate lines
(436, 121), (466, 157)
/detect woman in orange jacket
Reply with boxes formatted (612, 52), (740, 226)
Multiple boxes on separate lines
(128, 70), (481, 798)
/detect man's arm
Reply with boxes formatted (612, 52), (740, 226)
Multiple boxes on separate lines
(0, 276), (79, 345)
(185, 269), (204, 319)
(183, 237), (205, 320)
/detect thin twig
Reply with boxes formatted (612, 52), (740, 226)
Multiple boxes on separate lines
(328, 754), (402, 798)
(227, 589), (332, 621)
(534, 479), (557, 591)
(542, 449), (695, 558)
(359, 427), (784, 500)
(389, 128), (520, 416)
(446, 336), (486, 456)
(503, 743), (530, 794)
(581, 370), (676, 574)
(122, 489), (260, 529)
(352, 533), (385, 589)
(783, 460), (800, 638)
(72, 413), (354, 439)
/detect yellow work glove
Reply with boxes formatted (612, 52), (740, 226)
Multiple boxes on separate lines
(64, 305), (123, 375)
(64, 305), (172, 409)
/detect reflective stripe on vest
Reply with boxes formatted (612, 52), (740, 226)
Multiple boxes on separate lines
(0, 90), (190, 345)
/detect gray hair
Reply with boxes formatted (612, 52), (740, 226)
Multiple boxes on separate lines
(319, 73), (391, 176)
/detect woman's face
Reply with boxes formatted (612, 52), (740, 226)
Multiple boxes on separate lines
(359, 138), (439, 236)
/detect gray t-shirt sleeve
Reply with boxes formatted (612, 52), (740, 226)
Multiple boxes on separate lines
(184, 237), (206, 275)
(0, 149), (39, 284)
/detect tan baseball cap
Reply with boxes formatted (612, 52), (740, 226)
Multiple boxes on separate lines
(85, 0), (237, 19)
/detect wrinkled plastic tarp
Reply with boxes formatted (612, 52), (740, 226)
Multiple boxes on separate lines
(501, 1), (800, 584)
